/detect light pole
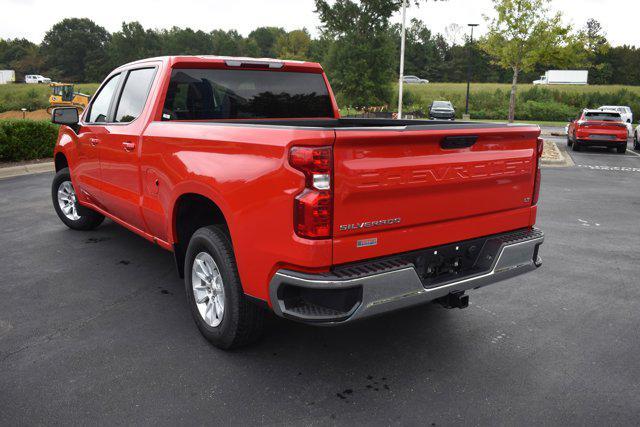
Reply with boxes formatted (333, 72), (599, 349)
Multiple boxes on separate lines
(464, 23), (479, 119)
(397, 0), (408, 119)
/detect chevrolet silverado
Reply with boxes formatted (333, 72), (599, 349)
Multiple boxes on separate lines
(51, 56), (544, 349)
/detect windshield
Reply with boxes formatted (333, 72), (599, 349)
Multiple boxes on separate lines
(432, 101), (452, 109)
(162, 68), (334, 120)
(585, 112), (622, 121)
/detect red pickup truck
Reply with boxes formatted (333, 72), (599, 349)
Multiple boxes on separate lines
(51, 56), (544, 349)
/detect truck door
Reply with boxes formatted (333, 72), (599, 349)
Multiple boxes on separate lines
(75, 73), (122, 206)
(97, 67), (157, 233)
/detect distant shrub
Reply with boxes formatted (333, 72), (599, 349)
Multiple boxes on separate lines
(516, 100), (577, 121)
(0, 120), (59, 162)
(391, 83), (640, 122)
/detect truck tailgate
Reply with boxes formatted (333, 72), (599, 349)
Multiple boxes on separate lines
(332, 125), (540, 264)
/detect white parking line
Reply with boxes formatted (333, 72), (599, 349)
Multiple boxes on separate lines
(563, 148), (640, 158)
(577, 164), (640, 172)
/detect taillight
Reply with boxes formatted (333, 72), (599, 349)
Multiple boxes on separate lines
(532, 137), (543, 205)
(289, 146), (333, 239)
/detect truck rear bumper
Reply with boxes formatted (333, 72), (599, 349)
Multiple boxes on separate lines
(269, 228), (544, 324)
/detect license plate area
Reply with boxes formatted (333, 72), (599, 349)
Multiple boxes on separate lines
(589, 134), (616, 140)
(413, 236), (499, 288)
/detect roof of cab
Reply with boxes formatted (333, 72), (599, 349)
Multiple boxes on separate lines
(115, 55), (324, 73)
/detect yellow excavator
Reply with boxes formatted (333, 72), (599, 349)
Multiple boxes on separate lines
(47, 83), (91, 114)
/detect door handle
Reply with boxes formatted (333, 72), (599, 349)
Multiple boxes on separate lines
(122, 141), (136, 152)
(89, 138), (100, 146)
(441, 136), (478, 149)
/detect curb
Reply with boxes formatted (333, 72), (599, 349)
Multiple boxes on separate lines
(544, 142), (575, 168)
(0, 161), (54, 180)
(541, 139), (574, 168)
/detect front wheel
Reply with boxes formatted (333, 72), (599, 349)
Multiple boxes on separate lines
(572, 140), (581, 151)
(184, 225), (264, 349)
(52, 167), (104, 230)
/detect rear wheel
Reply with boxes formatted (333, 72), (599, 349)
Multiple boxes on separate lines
(184, 225), (264, 349)
(617, 144), (627, 154)
(52, 167), (104, 230)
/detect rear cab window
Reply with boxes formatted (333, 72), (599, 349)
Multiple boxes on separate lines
(115, 68), (157, 123)
(161, 68), (334, 120)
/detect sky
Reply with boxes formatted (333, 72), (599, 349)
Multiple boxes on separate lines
(1, 0), (638, 47)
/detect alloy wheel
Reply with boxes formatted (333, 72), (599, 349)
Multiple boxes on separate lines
(191, 252), (226, 327)
(57, 181), (80, 221)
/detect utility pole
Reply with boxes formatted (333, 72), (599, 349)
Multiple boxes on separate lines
(464, 23), (479, 119)
(397, 0), (408, 119)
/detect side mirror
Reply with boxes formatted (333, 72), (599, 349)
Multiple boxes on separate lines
(51, 107), (79, 126)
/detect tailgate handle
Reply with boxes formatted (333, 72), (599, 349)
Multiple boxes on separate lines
(441, 136), (478, 149)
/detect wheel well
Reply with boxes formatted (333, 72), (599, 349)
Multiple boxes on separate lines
(173, 194), (228, 278)
(54, 153), (68, 172)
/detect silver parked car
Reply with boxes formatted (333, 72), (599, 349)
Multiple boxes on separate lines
(403, 75), (429, 84)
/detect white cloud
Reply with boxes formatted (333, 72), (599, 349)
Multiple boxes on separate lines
(0, 0), (638, 47)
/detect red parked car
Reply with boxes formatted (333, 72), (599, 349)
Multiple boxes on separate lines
(568, 109), (629, 153)
(51, 56), (544, 349)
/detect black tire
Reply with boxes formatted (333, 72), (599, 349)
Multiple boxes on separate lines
(617, 144), (627, 154)
(572, 139), (581, 152)
(184, 225), (264, 349)
(567, 135), (573, 147)
(634, 132), (639, 150)
(52, 167), (104, 230)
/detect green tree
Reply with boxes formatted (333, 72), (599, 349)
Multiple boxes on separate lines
(210, 30), (246, 56)
(160, 27), (213, 55)
(248, 27), (286, 57)
(480, 0), (573, 121)
(0, 38), (43, 77)
(581, 19), (611, 84)
(399, 19), (442, 80)
(274, 29), (312, 60)
(583, 18), (608, 55)
(106, 22), (161, 69)
(315, 0), (400, 107)
(41, 18), (110, 82)
(307, 35), (333, 63)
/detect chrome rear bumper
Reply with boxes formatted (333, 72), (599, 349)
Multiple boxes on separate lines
(269, 228), (544, 324)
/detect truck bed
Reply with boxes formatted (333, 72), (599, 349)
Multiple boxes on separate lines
(157, 117), (541, 265)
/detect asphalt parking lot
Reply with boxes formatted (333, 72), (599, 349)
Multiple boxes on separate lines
(1, 137), (640, 425)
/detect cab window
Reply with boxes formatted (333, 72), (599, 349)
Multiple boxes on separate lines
(162, 68), (333, 120)
(88, 74), (120, 123)
(114, 68), (157, 123)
